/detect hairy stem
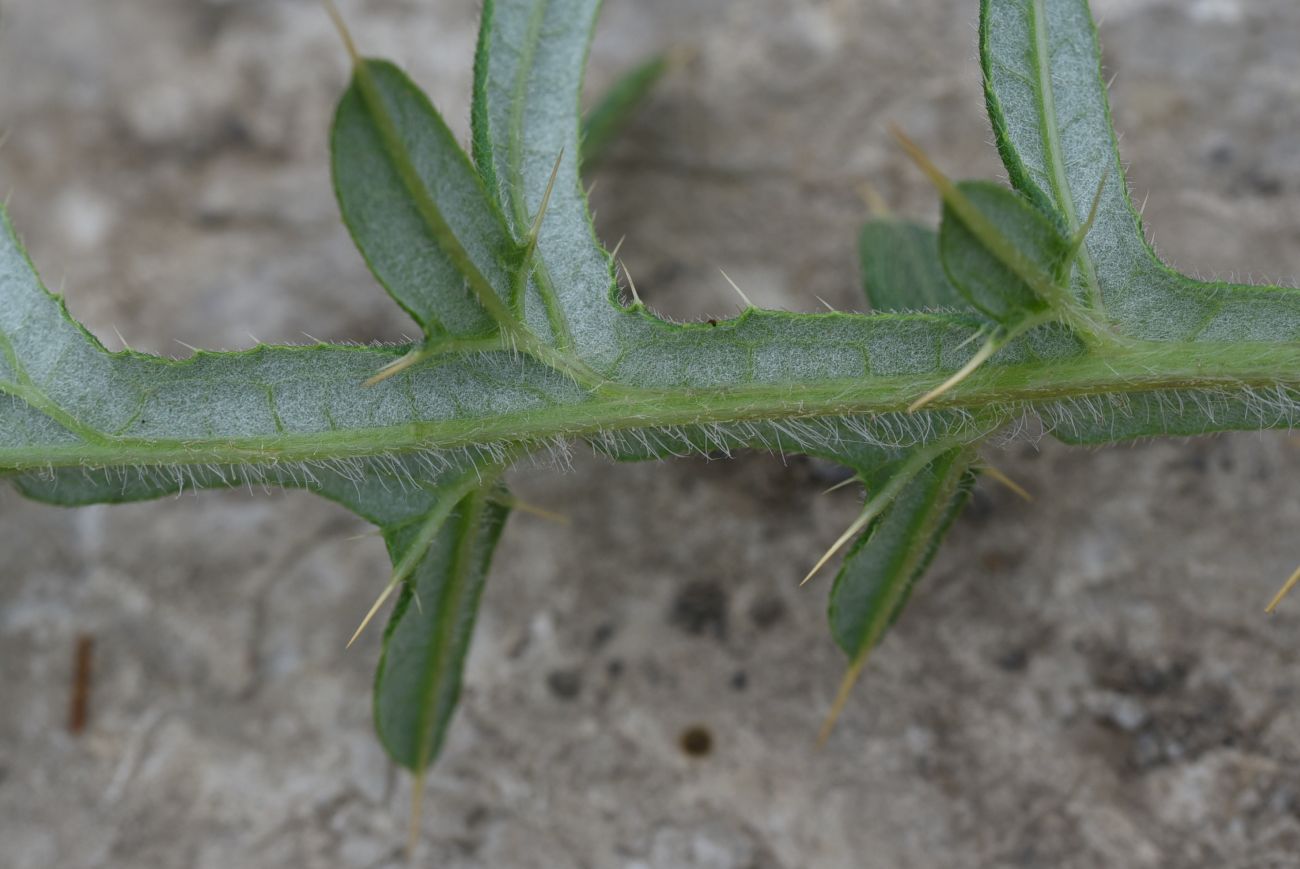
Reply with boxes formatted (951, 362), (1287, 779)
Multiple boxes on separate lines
(4, 338), (1299, 472)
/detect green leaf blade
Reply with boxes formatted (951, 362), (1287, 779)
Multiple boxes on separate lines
(374, 487), (510, 770)
(828, 447), (976, 659)
(980, 0), (1300, 343)
(833, 212), (984, 691)
(332, 59), (521, 336)
(473, 0), (624, 361)
(939, 181), (1068, 323)
(860, 220), (967, 313)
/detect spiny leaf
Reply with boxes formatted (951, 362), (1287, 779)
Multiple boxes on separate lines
(2, 2), (1295, 479)
(0, 190), (1071, 475)
(347, 467), (496, 648)
(374, 486), (509, 772)
(472, 0), (623, 358)
(894, 130), (1078, 326)
(940, 181), (1068, 324)
(802, 444), (953, 586)
(6, 0), (1300, 815)
(822, 447), (977, 738)
(332, 59), (522, 337)
(811, 204), (984, 738)
(981, 0), (1300, 442)
(981, 0), (1300, 343)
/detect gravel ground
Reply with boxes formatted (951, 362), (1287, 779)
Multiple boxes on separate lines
(3, 0), (1300, 867)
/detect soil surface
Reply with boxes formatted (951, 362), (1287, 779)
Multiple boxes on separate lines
(3, 0), (1300, 867)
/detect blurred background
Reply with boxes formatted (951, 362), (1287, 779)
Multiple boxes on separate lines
(2, 0), (1300, 866)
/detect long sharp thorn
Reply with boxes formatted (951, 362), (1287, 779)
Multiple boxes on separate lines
(801, 452), (936, 586)
(908, 337), (1000, 413)
(111, 325), (132, 353)
(857, 181), (892, 218)
(818, 654), (870, 746)
(821, 476), (859, 496)
(1066, 168), (1111, 257)
(620, 259), (642, 306)
(528, 149), (564, 248)
(322, 0), (361, 66)
(346, 570), (405, 648)
(502, 498), (570, 524)
(407, 768), (428, 859)
(952, 328), (985, 353)
(892, 124), (1066, 311)
(608, 234), (626, 261)
(346, 488), (464, 647)
(719, 268), (753, 309)
(890, 124), (956, 200)
(364, 346), (427, 387)
(815, 295), (837, 312)
(980, 463), (1034, 502)
(1266, 565), (1300, 614)
(801, 515), (870, 587)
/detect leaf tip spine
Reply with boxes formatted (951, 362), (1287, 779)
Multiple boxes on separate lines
(407, 768), (428, 859)
(322, 0), (362, 67)
(857, 181), (892, 219)
(346, 567), (406, 648)
(1266, 564), (1300, 615)
(908, 335), (1001, 413)
(889, 123), (954, 200)
(801, 504), (876, 587)
(817, 654), (870, 747)
(364, 345), (430, 387)
(525, 148), (564, 252)
(978, 462), (1034, 502)
(718, 268), (753, 310)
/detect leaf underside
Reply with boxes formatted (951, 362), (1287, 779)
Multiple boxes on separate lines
(820, 212), (982, 703)
(374, 485), (510, 771)
(3, 0), (1299, 776)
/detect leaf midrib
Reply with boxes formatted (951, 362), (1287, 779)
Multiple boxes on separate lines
(414, 489), (485, 770)
(500, 0), (578, 351)
(352, 61), (518, 331)
(849, 448), (972, 657)
(1030, 0), (1105, 312)
(505, 0), (549, 232)
(0, 330), (111, 446)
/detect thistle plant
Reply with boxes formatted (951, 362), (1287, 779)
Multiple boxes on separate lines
(4, 0), (1298, 834)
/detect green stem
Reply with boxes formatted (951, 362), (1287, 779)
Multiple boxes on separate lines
(5, 339), (1300, 472)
